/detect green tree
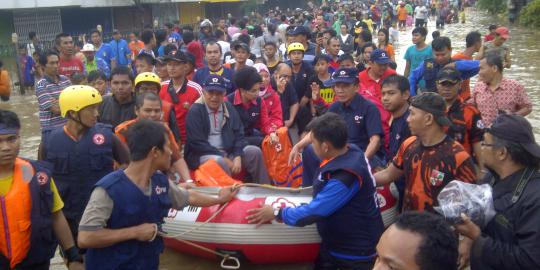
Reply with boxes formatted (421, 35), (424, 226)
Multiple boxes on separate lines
(520, 0), (540, 27)
(476, 0), (507, 14)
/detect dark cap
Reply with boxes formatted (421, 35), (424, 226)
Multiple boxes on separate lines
(370, 49), (392, 65)
(437, 67), (462, 83)
(324, 68), (359, 87)
(155, 56), (166, 65)
(184, 51), (196, 66)
(488, 114), (540, 158)
(232, 41), (250, 52)
(164, 50), (188, 63)
(203, 74), (227, 93)
(112, 29), (120, 34)
(410, 92), (452, 126)
(287, 26), (309, 36)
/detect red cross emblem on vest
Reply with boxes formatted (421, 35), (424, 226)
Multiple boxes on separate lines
(36, 172), (49, 185)
(93, 134), (105, 145)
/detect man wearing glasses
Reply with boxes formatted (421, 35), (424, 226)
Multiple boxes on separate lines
(456, 114), (540, 270)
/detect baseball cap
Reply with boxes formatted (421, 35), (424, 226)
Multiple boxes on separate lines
(81, 44), (95, 52)
(488, 114), (540, 158)
(253, 63), (270, 74)
(287, 26), (309, 36)
(232, 41), (250, 52)
(370, 49), (392, 65)
(164, 50), (188, 63)
(495, 27), (510, 39)
(410, 92), (452, 126)
(203, 74), (227, 93)
(436, 67), (462, 84)
(112, 29), (120, 35)
(324, 68), (359, 87)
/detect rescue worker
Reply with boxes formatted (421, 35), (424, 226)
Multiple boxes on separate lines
(0, 109), (84, 270)
(248, 112), (384, 270)
(436, 67), (484, 170)
(115, 92), (192, 183)
(455, 114), (540, 270)
(409, 37), (480, 96)
(78, 120), (238, 270)
(44, 85), (130, 246)
(134, 72), (180, 142)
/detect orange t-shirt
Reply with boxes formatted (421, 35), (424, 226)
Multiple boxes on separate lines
(397, 7), (409, 21)
(393, 136), (476, 212)
(0, 69), (11, 98)
(129, 41), (145, 58)
(115, 119), (182, 162)
(384, 44), (395, 60)
(452, 52), (472, 101)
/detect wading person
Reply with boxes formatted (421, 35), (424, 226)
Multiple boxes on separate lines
(78, 120), (238, 270)
(247, 113), (384, 270)
(455, 114), (540, 270)
(0, 109), (84, 270)
(44, 85), (130, 248)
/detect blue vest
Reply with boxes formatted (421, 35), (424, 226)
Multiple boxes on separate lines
(0, 160), (57, 268)
(46, 123), (114, 221)
(314, 145), (384, 258)
(227, 93), (263, 137)
(422, 58), (455, 92)
(85, 171), (171, 270)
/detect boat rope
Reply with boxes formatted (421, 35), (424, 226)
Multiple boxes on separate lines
(159, 183), (312, 269)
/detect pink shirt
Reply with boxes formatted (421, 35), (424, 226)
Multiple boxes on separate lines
(471, 78), (532, 127)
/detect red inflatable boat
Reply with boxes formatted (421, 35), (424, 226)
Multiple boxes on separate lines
(163, 185), (398, 266)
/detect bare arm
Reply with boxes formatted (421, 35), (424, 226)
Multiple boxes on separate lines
(374, 163), (404, 186)
(52, 210), (77, 250)
(364, 135), (381, 160)
(188, 186), (237, 207)
(404, 60), (411, 78)
(173, 158), (192, 182)
(299, 96), (310, 107)
(78, 224), (155, 249)
(504, 48), (511, 68)
(288, 103), (300, 123)
(514, 106), (532, 117)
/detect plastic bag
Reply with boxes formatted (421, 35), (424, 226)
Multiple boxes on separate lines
(434, 180), (496, 228)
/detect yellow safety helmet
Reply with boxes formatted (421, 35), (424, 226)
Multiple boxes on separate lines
(59, 85), (102, 118)
(287, 42), (305, 54)
(134, 72), (162, 88)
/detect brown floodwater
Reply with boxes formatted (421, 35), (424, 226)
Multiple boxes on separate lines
(1, 8), (538, 270)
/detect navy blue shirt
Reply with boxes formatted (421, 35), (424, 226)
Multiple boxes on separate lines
(388, 109), (411, 161)
(286, 61), (314, 101)
(328, 94), (384, 152)
(271, 78), (298, 121)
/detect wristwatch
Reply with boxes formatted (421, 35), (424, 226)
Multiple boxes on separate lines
(64, 246), (83, 264)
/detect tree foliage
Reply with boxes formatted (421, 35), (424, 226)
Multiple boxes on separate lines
(476, 0), (507, 14)
(520, 0), (540, 27)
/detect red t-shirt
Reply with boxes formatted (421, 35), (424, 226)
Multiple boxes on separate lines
(159, 79), (202, 143)
(358, 68), (396, 151)
(58, 56), (85, 78)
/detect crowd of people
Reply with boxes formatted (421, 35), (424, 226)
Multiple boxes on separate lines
(1, 0), (539, 270)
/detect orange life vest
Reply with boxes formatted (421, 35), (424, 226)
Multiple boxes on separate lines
(0, 158), (34, 268)
(193, 159), (242, 187)
(261, 127), (303, 187)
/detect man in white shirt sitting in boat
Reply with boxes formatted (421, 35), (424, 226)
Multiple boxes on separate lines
(247, 113), (384, 270)
(78, 120), (237, 270)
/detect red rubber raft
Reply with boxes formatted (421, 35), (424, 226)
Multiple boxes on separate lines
(163, 185), (398, 265)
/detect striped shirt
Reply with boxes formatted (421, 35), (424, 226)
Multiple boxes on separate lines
(35, 75), (71, 131)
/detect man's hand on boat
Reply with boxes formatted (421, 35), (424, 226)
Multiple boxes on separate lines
(186, 184), (240, 207)
(246, 204), (276, 227)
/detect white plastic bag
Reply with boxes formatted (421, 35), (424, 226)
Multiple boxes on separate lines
(434, 180), (496, 228)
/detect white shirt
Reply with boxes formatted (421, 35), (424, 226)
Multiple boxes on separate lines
(415, 6), (428, 20)
(217, 40), (231, 62)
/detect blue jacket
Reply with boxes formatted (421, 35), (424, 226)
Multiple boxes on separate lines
(85, 171), (171, 270)
(409, 59), (480, 96)
(45, 123), (114, 221)
(193, 66), (235, 95)
(280, 145), (384, 260)
(109, 39), (131, 66)
(184, 97), (247, 169)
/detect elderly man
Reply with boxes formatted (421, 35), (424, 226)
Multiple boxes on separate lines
(456, 114), (540, 270)
(185, 74), (271, 184)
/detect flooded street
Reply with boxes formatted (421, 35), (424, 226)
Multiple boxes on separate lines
(1, 8), (539, 270)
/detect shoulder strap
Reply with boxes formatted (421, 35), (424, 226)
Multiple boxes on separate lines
(511, 168), (537, 204)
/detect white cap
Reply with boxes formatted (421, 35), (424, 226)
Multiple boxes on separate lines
(81, 43), (95, 52)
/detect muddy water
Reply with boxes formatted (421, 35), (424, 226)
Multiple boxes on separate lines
(1, 8), (539, 270)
